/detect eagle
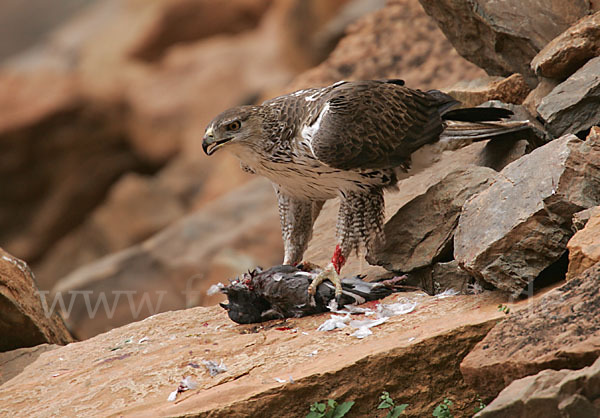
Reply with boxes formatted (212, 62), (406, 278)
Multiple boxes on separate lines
(202, 79), (530, 299)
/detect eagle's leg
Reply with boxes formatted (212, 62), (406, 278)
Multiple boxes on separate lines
(308, 187), (385, 298)
(276, 188), (325, 265)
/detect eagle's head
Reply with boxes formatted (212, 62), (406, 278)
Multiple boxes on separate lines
(202, 105), (263, 156)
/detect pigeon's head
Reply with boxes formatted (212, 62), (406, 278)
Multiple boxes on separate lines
(202, 106), (263, 156)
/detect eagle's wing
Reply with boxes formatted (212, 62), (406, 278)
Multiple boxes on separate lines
(305, 80), (454, 170)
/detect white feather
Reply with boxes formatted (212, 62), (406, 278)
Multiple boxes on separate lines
(301, 102), (330, 158)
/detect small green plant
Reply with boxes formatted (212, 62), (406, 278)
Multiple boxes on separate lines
(474, 396), (486, 413)
(497, 304), (510, 315)
(307, 399), (355, 418)
(432, 398), (453, 418)
(377, 391), (408, 417)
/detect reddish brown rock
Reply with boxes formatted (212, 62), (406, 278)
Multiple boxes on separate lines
(0, 248), (73, 352)
(285, 0), (485, 93)
(444, 74), (531, 107)
(0, 282), (546, 417)
(0, 71), (157, 264)
(567, 210), (600, 281)
(455, 134), (600, 295)
(129, 0), (273, 61)
(531, 11), (600, 80)
(461, 263), (600, 399)
(476, 357), (600, 417)
(418, 0), (592, 82)
(33, 156), (253, 290)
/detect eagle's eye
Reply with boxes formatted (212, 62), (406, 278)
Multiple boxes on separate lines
(226, 120), (241, 131)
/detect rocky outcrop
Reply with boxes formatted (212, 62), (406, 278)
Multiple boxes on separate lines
(461, 263), (600, 399)
(444, 74), (530, 107)
(417, 0), (593, 81)
(0, 248), (73, 352)
(369, 166), (500, 272)
(33, 156), (253, 290)
(0, 286), (545, 417)
(286, 0), (485, 93)
(50, 179), (282, 339)
(0, 72), (157, 264)
(531, 11), (600, 80)
(476, 352), (600, 417)
(567, 210), (600, 281)
(537, 56), (600, 138)
(129, 0), (273, 61)
(455, 133), (600, 295)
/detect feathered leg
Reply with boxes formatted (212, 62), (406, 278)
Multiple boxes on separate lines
(276, 187), (324, 265)
(308, 187), (385, 298)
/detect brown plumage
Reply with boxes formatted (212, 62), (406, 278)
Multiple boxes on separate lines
(202, 79), (531, 299)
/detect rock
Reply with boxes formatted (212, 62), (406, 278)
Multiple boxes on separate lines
(129, 0), (273, 61)
(455, 134), (600, 295)
(418, 0), (592, 81)
(0, 71), (158, 263)
(475, 355), (600, 417)
(122, 2), (297, 161)
(522, 77), (559, 117)
(537, 57), (600, 137)
(33, 156), (253, 290)
(461, 263), (600, 399)
(407, 261), (475, 296)
(368, 166), (500, 272)
(0, 284), (549, 417)
(0, 248), (73, 352)
(572, 206), (600, 232)
(567, 211), (600, 280)
(0, 344), (59, 385)
(285, 0), (485, 93)
(444, 74), (531, 107)
(50, 178), (282, 339)
(531, 11), (600, 80)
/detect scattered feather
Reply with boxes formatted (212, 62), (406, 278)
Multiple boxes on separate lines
(377, 301), (417, 317)
(351, 327), (372, 339)
(436, 288), (460, 299)
(202, 360), (228, 376)
(167, 376), (198, 402)
(206, 283), (224, 296)
(317, 314), (350, 331)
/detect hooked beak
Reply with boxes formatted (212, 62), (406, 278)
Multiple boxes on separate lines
(202, 126), (231, 156)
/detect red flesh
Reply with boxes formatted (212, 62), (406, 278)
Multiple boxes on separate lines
(331, 244), (346, 274)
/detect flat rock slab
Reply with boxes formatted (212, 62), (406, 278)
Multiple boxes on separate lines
(532, 11), (600, 80)
(476, 350), (600, 417)
(0, 248), (73, 352)
(455, 134), (600, 295)
(461, 263), (600, 399)
(369, 166), (499, 272)
(538, 56), (600, 137)
(0, 289), (544, 418)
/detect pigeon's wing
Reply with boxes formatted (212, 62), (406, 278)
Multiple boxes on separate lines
(304, 80), (454, 170)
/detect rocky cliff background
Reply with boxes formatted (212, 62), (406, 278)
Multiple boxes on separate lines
(2, 1), (600, 416)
